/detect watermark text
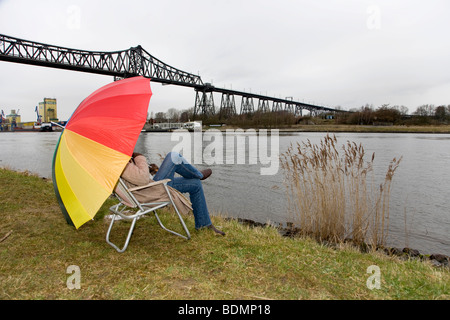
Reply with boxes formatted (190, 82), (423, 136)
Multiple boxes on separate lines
(171, 128), (280, 176)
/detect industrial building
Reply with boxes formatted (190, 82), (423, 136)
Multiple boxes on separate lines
(6, 109), (21, 124)
(0, 98), (60, 131)
(0, 109), (21, 131)
(38, 98), (58, 123)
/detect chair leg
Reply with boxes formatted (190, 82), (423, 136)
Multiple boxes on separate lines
(154, 209), (191, 240)
(159, 184), (191, 240)
(106, 214), (138, 253)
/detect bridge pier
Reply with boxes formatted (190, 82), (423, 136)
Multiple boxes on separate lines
(305, 106), (318, 117)
(194, 89), (215, 119)
(219, 93), (236, 119)
(240, 96), (254, 114)
(295, 105), (303, 116)
(284, 97), (294, 114)
(257, 99), (270, 113)
(285, 102), (295, 113)
(272, 101), (283, 112)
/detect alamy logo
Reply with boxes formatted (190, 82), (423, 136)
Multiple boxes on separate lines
(171, 128), (280, 175)
(366, 5), (381, 30)
(66, 265), (81, 290)
(66, 5), (82, 30)
(366, 265), (381, 290)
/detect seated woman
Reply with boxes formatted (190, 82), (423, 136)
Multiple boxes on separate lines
(120, 151), (225, 236)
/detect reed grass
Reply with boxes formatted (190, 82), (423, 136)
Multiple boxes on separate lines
(280, 134), (402, 248)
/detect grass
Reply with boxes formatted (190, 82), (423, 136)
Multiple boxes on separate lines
(0, 168), (448, 300)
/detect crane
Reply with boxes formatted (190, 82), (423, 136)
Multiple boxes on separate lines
(0, 110), (4, 131)
(35, 106), (42, 125)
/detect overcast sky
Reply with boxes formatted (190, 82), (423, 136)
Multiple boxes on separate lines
(1, 0), (449, 122)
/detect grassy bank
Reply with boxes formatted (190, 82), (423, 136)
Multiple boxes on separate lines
(0, 168), (448, 300)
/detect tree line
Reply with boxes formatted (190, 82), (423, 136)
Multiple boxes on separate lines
(337, 104), (450, 125)
(149, 107), (299, 127)
(149, 104), (450, 127)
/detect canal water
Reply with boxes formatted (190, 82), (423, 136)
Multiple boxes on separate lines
(1, 131), (449, 256)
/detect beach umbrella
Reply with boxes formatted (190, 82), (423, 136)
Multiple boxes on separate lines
(52, 76), (152, 229)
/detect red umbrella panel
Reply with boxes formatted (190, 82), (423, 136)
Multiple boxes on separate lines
(52, 76), (152, 229)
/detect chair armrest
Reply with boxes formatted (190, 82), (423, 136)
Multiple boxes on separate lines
(128, 179), (171, 192)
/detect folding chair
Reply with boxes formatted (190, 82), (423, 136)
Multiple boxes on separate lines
(106, 178), (191, 253)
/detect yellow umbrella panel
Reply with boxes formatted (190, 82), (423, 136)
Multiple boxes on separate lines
(53, 129), (130, 228)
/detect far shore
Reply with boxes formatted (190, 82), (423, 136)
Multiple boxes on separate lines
(207, 124), (450, 134)
(2, 124), (450, 134)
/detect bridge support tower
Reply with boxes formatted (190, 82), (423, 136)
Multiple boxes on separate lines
(284, 97), (294, 114)
(219, 93), (236, 119)
(240, 96), (254, 114)
(257, 99), (270, 113)
(194, 89), (215, 120)
(272, 101), (283, 112)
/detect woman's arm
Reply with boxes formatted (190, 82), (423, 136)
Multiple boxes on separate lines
(121, 155), (151, 186)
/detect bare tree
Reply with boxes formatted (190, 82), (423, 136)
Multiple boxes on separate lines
(413, 104), (435, 117)
(166, 108), (180, 122)
(154, 112), (166, 122)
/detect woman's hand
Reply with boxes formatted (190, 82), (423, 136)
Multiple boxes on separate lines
(149, 163), (159, 175)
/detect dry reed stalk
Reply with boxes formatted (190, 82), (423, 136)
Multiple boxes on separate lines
(280, 134), (402, 247)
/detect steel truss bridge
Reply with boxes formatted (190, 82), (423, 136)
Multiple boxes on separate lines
(0, 33), (341, 119)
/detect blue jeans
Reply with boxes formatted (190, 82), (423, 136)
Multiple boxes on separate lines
(153, 152), (212, 229)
